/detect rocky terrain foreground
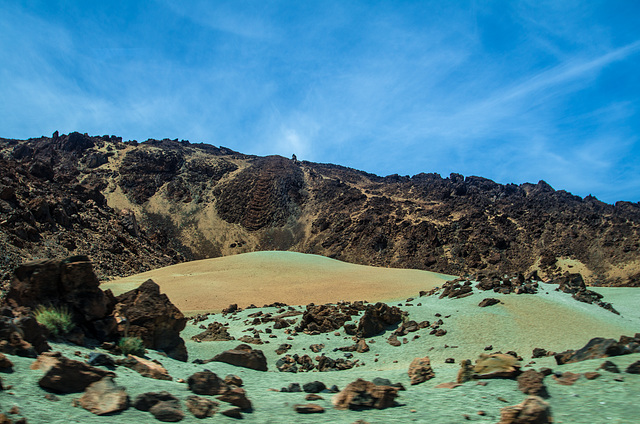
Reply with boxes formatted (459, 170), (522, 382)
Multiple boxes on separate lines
(1, 132), (639, 287)
(1, 256), (639, 423)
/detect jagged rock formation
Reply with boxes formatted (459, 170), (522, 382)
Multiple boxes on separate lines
(1, 132), (639, 286)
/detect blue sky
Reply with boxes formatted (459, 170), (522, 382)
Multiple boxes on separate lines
(2, 1), (639, 204)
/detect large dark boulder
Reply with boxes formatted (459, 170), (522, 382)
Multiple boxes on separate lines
(33, 352), (114, 393)
(5, 256), (116, 340)
(209, 344), (267, 371)
(356, 302), (403, 338)
(554, 335), (640, 365)
(113, 279), (187, 361)
(0, 314), (49, 357)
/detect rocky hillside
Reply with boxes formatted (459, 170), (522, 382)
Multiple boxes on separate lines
(1, 132), (639, 286)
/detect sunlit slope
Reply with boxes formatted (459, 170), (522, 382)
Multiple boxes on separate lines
(102, 251), (456, 313)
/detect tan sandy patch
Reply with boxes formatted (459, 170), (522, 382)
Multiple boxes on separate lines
(102, 251), (455, 313)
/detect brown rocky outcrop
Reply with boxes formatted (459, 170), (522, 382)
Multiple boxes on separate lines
(550, 273), (619, 313)
(113, 279), (187, 361)
(208, 344), (267, 371)
(498, 396), (552, 424)
(216, 387), (252, 411)
(332, 378), (398, 410)
(33, 352), (114, 393)
(408, 356), (435, 385)
(79, 376), (129, 415)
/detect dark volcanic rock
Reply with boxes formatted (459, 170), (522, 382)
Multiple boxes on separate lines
(113, 279), (187, 361)
(517, 370), (548, 397)
(356, 302), (403, 338)
(34, 352), (114, 393)
(478, 298), (500, 307)
(0, 314), (49, 357)
(209, 344), (267, 371)
(554, 335), (640, 365)
(192, 322), (234, 342)
(185, 395), (218, 418)
(187, 370), (229, 396)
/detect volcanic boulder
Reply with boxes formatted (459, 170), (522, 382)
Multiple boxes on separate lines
(356, 302), (403, 338)
(113, 279), (187, 361)
(209, 344), (268, 371)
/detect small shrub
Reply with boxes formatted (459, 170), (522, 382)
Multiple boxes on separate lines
(34, 305), (74, 337)
(118, 337), (146, 356)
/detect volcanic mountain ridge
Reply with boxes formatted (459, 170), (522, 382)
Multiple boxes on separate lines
(0, 131), (638, 287)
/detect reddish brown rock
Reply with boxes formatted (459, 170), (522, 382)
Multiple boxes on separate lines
(498, 395), (552, 424)
(435, 382), (462, 389)
(187, 370), (229, 395)
(552, 372), (581, 386)
(0, 313), (50, 357)
(456, 359), (474, 383)
(517, 370), (547, 397)
(224, 374), (243, 387)
(191, 322), (234, 342)
(216, 387), (252, 411)
(185, 395), (219, 418)
(209, 344), (267, 371)
(113, 279), (187, 361)
(0, 353), (13, 369)
(478, 298), (500, 307)
(332, 379), (398, 410)
(584, 372), (601, 380)
(408, 356), (435, 385)
(117, 355), (172, 380)
(34, 352), (114, 393)
(79, 376), (129, 415)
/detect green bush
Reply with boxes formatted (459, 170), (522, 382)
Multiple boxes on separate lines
(118, 337), (146, 356)
(34, 305), (74, 337)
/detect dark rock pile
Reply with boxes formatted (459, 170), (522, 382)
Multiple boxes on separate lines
(549, 273), (619, 313)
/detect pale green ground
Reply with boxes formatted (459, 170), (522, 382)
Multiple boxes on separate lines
(3, 252), (640, 423)
(2, 286), (639, 423)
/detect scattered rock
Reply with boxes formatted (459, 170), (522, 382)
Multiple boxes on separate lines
(294, 404), (325, 414)
(584, 372), (601, 380)
(185, 395), (218, 418)
(435, 382), (462, 389)
(498, 395), (552, 424)
(554, 335), (640, 365)
(216, 387), (252, 411)
(408, 356), (435, 385)
(517, 370), (548, 397)
(220, 407), (243, 419)
(79, 376), (129, 415)
(133, 391), (180, 412)
(224, 374), (243, 387)
(209, 344), (268, 371)
(33, 352), (114, 393)
(117, 355), (172, 380)
(187, 370), (229, 395)
(87, 352), (116, 368)
(457, 359), (474, 383)
(626, 360), (640, 374)
(552, 372), (581, 386)
(478, 298), (500, 307)
(150, 401), (184, 422)
(191, 322), (234, 341)
(303, 381), (326, 393)
(305, 394), (324, 401)
(599, 361), (620, 373)
(473, 353), (521, 379)
(0, 353), (13, 369)
(332, 378), (398, 410)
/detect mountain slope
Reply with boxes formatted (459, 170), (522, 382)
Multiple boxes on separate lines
(1, 132), (638, 286)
